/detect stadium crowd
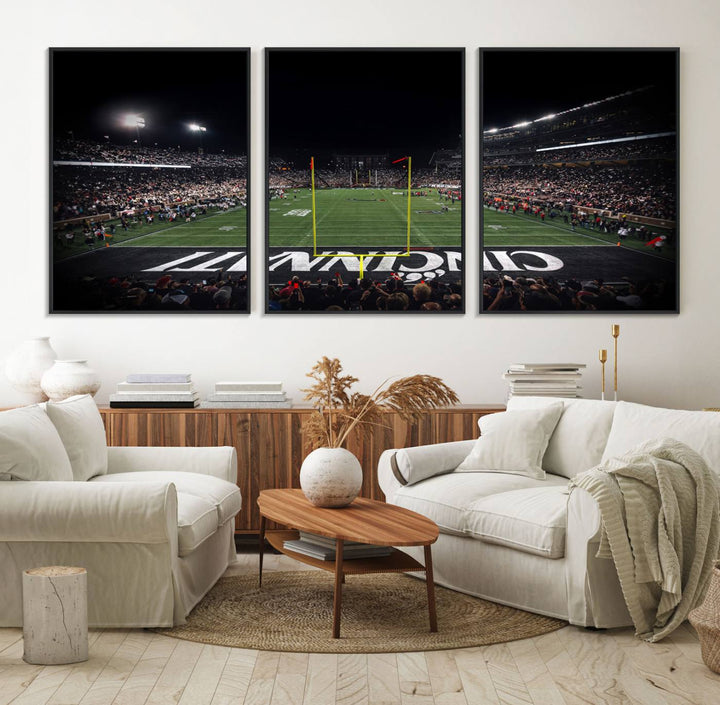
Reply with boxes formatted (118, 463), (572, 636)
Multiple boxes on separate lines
(53, 140), (247, 222)
(53, 272), (248, 312)
(483, 136), (675, 166)
(483, 274), (673, 311)
(53, 166), (246, 222)
(483, 163), (675, 221)
(267, 160), (461, 192)
(55, 138), (247, 168)
(268, 274), (462, 312)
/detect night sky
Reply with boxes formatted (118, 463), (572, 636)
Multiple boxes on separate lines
(482, 49), (677, 130)
(51, 49), (249, 154)
(267, 49), (464, 165)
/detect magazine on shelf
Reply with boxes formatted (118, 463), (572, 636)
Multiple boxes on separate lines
(283, 539), (392, 561)
(109, 400), (200, 408)
(215, 381), (283, 392)
(200, 401), (293, 409)
(207, 392), (287, 402)
(298, 531), (364, 548)
(508, 363), (586, 370)
(126, 373), (192, 384)
(110, 392), (199, 402)
(117, 382), (195, 392)
(502, 373), (582, 381)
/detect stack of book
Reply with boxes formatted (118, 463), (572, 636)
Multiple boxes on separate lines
(200, 381), (291, 408)
(502, 363), (586, 399)
(109, 373), (199, 408)
(283, 531), (393, 561)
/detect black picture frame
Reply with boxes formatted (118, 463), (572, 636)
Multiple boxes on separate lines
(265, 47), (465, 314)
(480, 47), (679, 314)
(49, 47), (251, 314)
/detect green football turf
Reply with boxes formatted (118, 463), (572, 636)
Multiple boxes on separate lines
(53, 206), (247, 260)
(482, 208), (677, 261)
(268, 188), (461, 248)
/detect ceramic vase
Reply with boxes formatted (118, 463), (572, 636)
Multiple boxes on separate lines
(299, 447), (363, 508)
(40, 360), (101, 402)
(4, 337), (58, 402)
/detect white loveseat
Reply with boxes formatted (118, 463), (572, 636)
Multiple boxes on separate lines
(0, 395), (241, 628)
(378, 397), (720, 628)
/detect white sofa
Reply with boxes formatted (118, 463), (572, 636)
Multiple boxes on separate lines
(0, 395), (241, 628)
(378, 397), (720, 628)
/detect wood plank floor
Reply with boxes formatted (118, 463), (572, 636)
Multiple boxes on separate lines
(1, 554), (718, 704)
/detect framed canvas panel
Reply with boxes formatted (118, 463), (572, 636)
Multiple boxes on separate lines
(50, 48), (250, 313)
(265, 48), (465, 314)
(480, 48), (679, 314)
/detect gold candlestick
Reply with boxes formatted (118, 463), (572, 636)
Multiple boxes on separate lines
(599, 349), (607, 401)
(611, 324), (620, 401)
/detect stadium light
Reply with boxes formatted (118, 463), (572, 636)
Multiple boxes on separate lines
(189, 123), (207, 155)
(123, 114), (145, 129)
(123, 114), (145, 144)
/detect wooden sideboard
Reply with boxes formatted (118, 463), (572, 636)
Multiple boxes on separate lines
(99, 405), (504, 533)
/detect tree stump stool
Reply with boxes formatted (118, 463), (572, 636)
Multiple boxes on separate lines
(22, 566), (88, 665)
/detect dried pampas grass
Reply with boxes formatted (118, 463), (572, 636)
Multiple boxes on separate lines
(302, 357), (458, 450)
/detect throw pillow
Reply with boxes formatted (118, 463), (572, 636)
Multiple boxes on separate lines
(456, 404), (564, 479)
(601, 401), (720, 476)
(507, 396), (616, 478)
(0, 405), (73, 481)
(45, 395), (108, 481)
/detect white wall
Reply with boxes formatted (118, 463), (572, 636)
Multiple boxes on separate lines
(1, 0), (718, 410)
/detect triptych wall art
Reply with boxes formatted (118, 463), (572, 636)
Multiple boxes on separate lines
(50, 48), (250, 313)
(49, 47), (678, 314)
(481, 49), (678, 314)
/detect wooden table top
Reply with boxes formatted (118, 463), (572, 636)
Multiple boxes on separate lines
(258, 489), (438, 546)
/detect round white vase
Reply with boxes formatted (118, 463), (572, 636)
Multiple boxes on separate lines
(40, 360), (101, 402)
(300, 447), (363, 508)
(5, 337), (58, 402)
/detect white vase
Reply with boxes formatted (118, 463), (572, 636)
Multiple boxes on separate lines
(4, 337), (58, 402)
(40, 360), (101, 402)
(300, 447), (363, 508)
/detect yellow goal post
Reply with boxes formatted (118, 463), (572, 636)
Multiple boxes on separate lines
(310, 155), (413, 279)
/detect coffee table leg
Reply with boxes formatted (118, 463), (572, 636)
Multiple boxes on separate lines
(424, 544), (438, 633)
(332, 539), (344, 638)
(258, 515), (266, 588)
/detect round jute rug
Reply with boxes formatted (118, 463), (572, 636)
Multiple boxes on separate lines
(154, 571), (565, 653)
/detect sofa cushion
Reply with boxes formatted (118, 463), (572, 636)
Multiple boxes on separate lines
(91, 471), (241, 525)
(392, 440), (476, 486)
(508, 396), (616, 478)
(456, 404), (563, 479)
(466, 486), (570, 558)
(601, 402), (720, 476)
(393, 471), (568, 536)
(0, 405), (73, 481)
(176, 492), (219, 556)
(45, 395), (108, 481)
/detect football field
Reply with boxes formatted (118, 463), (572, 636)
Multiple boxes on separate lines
(482, 206), (676, 285)
(268, 188), (461, 248)
(482, 207), (676, 260)
(53, 206), (247, 260)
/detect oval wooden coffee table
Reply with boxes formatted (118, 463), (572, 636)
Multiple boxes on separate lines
(257, 488), (439, 639)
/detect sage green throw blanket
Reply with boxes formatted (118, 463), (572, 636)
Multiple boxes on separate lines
(571, 438), (720, 641)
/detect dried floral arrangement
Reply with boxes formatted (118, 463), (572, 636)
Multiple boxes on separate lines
(302, 356), (459, 449)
